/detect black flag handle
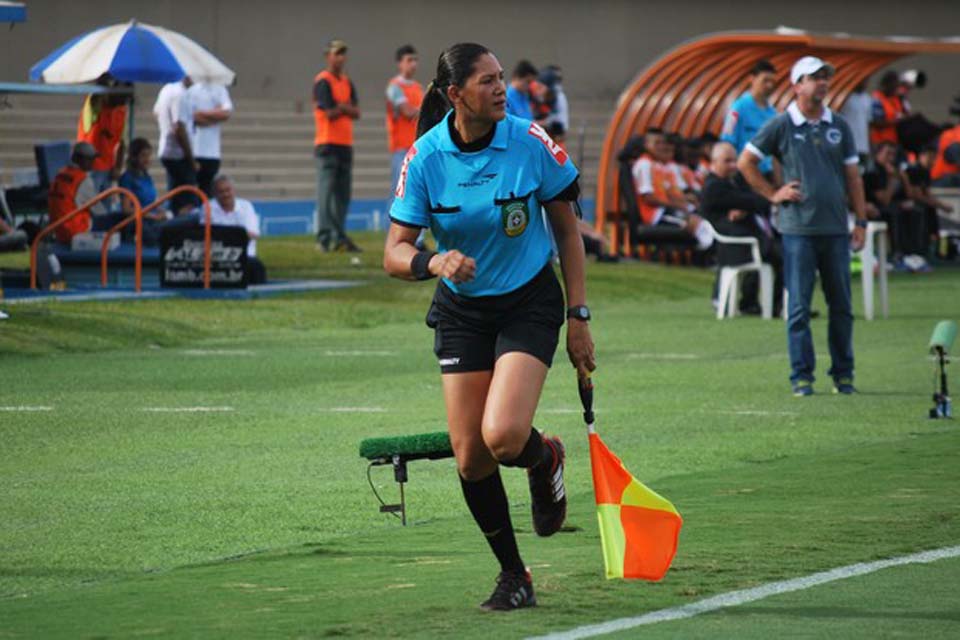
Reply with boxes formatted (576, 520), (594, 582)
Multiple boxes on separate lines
(578, 376), (595, 425)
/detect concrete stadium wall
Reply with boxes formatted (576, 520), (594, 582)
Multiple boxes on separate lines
(3, 0), (958, 120)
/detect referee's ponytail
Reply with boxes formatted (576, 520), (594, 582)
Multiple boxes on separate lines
(416, 43), (491, 139)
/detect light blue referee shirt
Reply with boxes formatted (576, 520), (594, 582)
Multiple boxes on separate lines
(390, 111), (579, 296)
(721, 91), (777, 174)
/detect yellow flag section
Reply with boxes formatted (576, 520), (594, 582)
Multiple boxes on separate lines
(589, 432), (682, 580)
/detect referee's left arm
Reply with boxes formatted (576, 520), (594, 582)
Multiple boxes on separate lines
(546, 199), (596, 378)
(545, 200), (586, 308)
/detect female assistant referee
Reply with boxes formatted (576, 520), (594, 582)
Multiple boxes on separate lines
(384, 43), (595, 611)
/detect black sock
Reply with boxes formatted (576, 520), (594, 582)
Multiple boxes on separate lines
(459, 471), (525, 573)
(500, 428), (552, 469)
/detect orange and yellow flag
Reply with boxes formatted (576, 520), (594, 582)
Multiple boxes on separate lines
(589, 431), (682, 580)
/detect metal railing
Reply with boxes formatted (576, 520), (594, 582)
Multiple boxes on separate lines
(100, 185), (212, 289)
(30, 186), (140, 290)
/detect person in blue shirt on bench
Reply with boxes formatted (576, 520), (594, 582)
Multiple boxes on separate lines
(118, 137), (176, 247)
(119, 138), (158, 215)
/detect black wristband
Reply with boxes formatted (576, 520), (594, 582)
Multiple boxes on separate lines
(410, 251), (437, 281)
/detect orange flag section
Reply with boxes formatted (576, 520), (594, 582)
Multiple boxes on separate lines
(589, 432), (682, 580)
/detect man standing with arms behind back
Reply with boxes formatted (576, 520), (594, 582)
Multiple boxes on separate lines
(385, 45), (423, 214)
(154, 76), (199, 214)
(313, 39), (361, 253)
(186, 80), (233, 196)
(739, 57), (868, 398)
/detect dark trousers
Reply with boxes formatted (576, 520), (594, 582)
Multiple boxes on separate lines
(932, 174), (960, 187)
(247, 256), (267, 285)
(196, 158), (221, 197)
(161, 158), (199, 213)
(782, 234), (854, 385)
(315, 149), (353, 249)
(876, 204), (927, 257)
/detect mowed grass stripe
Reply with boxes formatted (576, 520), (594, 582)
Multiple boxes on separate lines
(532, 545), (960, 639)
(601, 556), (960, 639)
(1, 428), (957, 639)
(1, 236), (958, 637)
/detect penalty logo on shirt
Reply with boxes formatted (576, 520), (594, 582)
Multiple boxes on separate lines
(501, 200), (529, 237)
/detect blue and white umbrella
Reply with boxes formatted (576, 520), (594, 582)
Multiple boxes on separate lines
(0, 2), (27, 24)
(30, 20), (235, 85)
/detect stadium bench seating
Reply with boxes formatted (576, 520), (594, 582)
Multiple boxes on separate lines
(612, 160), (697, 261)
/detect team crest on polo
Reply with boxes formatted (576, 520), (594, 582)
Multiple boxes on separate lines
(826, 128), (842, 145)
(502, 200), (529, 237)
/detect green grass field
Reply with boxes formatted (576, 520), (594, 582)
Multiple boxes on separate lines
(1, 234), (958, 638)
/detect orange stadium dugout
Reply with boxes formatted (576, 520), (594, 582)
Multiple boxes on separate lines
(597, 28), (960, 255)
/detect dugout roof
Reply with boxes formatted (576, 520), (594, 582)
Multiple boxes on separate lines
(595, 28), (960, 235)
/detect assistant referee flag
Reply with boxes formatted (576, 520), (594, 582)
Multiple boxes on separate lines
(579, 378), (682, 580)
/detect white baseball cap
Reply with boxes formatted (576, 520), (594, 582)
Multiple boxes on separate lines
(790, 56), (835, 84)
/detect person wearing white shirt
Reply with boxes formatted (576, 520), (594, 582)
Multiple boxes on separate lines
(186, 82), (233, 196)
(153, 77), (198, 213)
(210, 174), (267, 284)
(841, 81), (873, 168)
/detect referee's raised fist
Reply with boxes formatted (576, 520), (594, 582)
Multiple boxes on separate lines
(433, 250), (476, 284)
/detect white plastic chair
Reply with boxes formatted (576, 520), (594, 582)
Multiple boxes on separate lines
(859, 221), (889, 321)
(705, 221), (773, 320)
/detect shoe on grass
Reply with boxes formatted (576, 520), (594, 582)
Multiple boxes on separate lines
(528, 435), (566, 537)
(833, 378), (857, 394)
(335, 237), (362, 253)
(480, 569), (536, 611)
(792, 380), (814, 397)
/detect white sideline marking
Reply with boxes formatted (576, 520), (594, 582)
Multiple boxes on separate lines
(0, 406), (54, 412)
(323, 350), (397, 357)
(328, 407), (386, 413)
(528, 545), (960, 640)
(719, 410), (799, 417)
(181, 349), (256, 357)
(626, 352), (699, 360)
(141, 406), (235, 413)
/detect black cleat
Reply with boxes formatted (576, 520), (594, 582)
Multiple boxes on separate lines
(480, 569), (536, 611)
(334, 237), (362, 253)
(528, 435), (566, 537)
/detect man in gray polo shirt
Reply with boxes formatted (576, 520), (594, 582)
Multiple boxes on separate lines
(738, 56), (868, 397)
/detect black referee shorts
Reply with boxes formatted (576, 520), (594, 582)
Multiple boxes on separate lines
(425, 264), (565, 374)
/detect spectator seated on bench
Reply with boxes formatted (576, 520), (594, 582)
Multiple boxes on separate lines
(47, 142), (125, 248)
(209, 174), (267, 284)
(863, 141), (930, 271)
(629, 129), (713, 254)
(0, 216), (28, 253)
(118, 137), (180, 247)
(701, 142), (783, 316)
(904, 144), (954, 254)
(615, 136), (692, 258)
(930, 107), (960, 187)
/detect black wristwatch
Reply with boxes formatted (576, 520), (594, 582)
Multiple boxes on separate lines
(566, 305), (591, 321)
(855, 219), (868, 229)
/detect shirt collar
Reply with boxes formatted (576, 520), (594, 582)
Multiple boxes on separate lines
(439, 110), (508, 152)
(787, 101), (833, 126)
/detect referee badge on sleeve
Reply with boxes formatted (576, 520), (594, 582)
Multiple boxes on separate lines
(501, 199), (530, 237)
